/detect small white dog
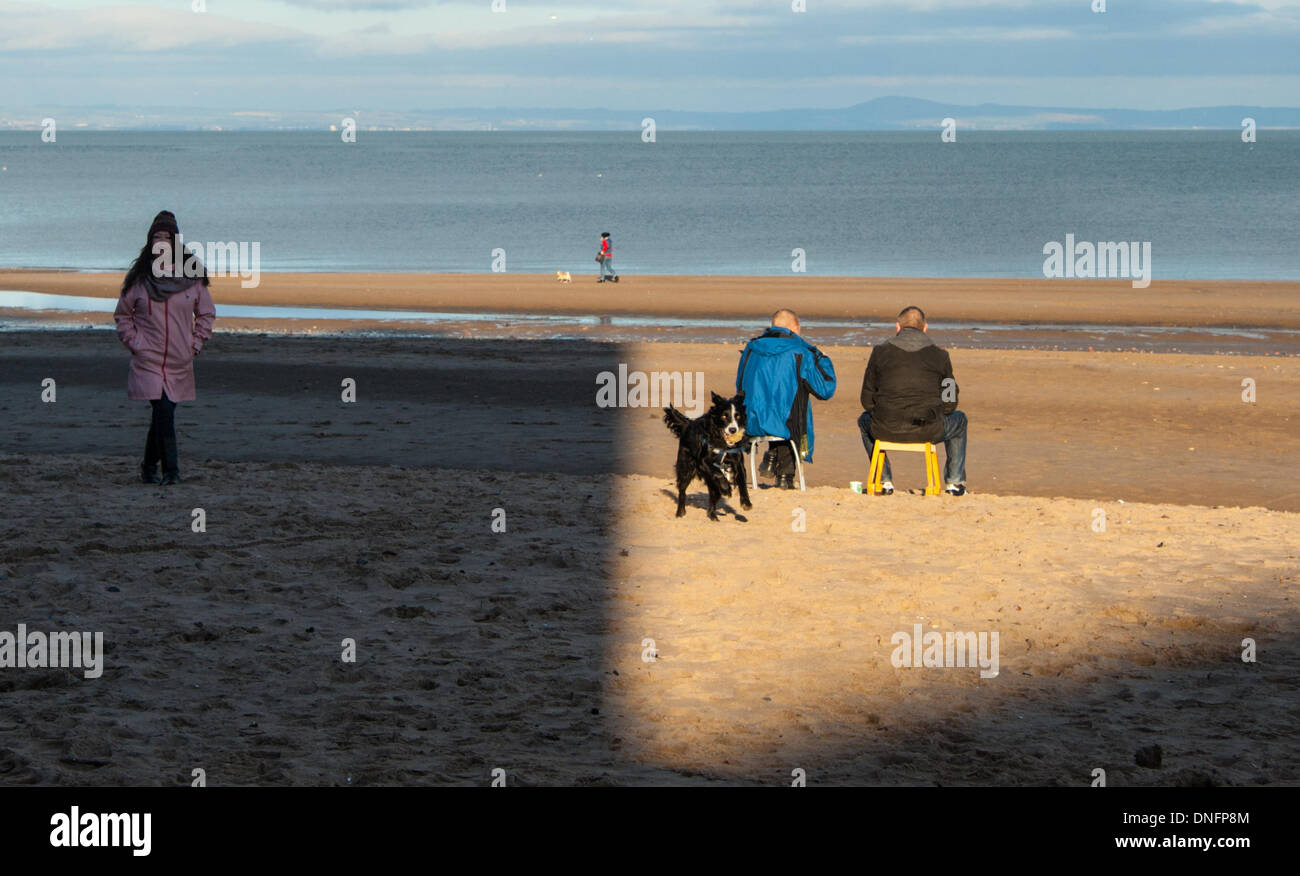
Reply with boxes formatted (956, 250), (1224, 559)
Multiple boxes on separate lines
(556, 271), (572, 283)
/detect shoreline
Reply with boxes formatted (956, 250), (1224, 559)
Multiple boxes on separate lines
(4, 313), (1297, 356)
(3, 270), (1299, 329)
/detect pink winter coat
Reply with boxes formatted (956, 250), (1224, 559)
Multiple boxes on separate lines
(113, 281), (216, 402)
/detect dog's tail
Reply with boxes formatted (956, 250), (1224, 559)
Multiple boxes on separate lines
(663, 406), (690, 438)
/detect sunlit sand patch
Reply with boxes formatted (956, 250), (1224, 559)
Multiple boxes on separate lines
(602, 475), (1299, 784)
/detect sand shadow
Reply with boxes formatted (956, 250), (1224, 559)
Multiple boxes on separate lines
(0, 331), (643, 785)
(654, 487), (748, 521)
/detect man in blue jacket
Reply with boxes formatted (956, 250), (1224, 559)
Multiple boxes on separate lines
(736, 309), (837, 489)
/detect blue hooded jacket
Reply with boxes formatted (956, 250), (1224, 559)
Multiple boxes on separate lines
(735, 327), (837, 461)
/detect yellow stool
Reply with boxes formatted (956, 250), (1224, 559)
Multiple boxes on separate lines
(867, 441), (941, 496)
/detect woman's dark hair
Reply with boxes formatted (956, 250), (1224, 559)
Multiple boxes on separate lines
(121, 232), (210, 295)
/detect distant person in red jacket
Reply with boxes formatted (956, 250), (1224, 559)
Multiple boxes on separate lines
(597, 231), (618, 283)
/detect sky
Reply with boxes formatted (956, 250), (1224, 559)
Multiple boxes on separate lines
(2, 0), (1298, 114)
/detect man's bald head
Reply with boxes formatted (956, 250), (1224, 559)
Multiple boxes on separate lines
(771, 309), (801, 334)
(897, 306), (927, 332)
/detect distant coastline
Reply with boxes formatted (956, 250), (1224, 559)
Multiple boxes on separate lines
(4, 96), (1300, 132)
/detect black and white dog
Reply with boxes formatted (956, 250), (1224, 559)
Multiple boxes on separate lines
(663, 391), (751, 521)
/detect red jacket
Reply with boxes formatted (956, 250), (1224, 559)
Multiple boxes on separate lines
(600, 237), (612, 257)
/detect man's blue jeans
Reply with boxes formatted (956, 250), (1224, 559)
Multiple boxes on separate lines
(857, 410), (967, 486)
(599, 256), (615, 279)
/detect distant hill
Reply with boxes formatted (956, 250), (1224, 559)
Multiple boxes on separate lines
(4, 97), (1299, 131)
(434, 97), (1300, 131)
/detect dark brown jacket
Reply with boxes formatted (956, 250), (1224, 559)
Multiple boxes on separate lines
(860, 327), (958, 443)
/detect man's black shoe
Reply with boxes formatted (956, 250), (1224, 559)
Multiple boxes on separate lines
(160, 473), (181, 486)
(141, 463), (160, 485)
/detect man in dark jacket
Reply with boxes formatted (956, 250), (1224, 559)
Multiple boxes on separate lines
(858, 306), (967, 495)
(737, 309), (837, 489)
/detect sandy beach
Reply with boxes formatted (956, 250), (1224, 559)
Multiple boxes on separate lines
(0, 456), (1294, 786)
(4, 270), (1300, 328)
(1, 275), (1297, 786)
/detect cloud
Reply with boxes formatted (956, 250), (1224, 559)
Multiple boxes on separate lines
(3, 0), (1296, 58)
(1204, 0), (1300, 8)
(842, 26), (1078, 44)
(3, 0), (1299, 114)
(1175, 8), (1300, 35)
(0, 1), (299, 52)
(273, 0), (436, 9)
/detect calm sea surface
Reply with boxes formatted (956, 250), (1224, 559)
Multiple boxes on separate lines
(1, 131), (1296, 279)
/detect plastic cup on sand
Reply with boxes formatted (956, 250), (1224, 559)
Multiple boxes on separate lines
(849, 481), (863, 494)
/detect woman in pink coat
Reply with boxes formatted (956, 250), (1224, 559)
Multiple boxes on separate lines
(113, 211), (216, 485)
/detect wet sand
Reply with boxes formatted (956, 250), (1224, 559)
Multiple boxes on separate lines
(3, 270), (1299, 328)
(4, 312), (1297, 357)
(4, 271), (1300, 356)
(2, 331), (1296, 510)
